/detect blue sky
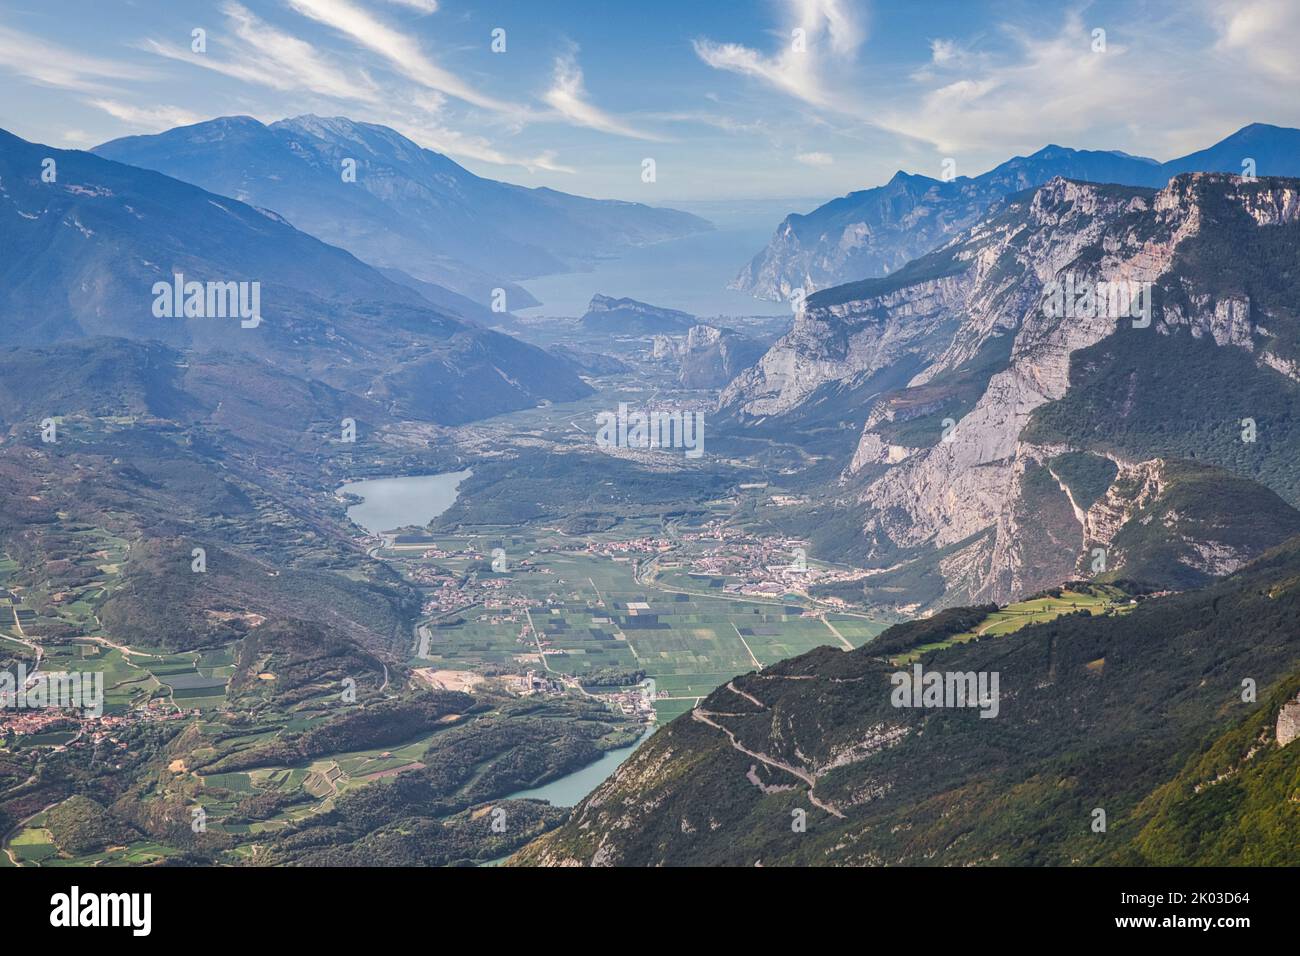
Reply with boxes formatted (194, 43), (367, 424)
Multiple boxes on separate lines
(1, 0), (1297, 202)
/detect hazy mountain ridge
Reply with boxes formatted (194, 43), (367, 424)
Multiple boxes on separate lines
(579, 293), (697, 334)
(0, 127), (591, 426)
(95, 115), (711, 306)
(734, 123), (1300, 301)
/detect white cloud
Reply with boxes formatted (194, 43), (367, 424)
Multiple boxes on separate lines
(1213, 0), (1300, 80)
(796, 151), (834, 165)
(139, 4), (380, 106)
(876, 13), (1167, 155)
(85, 98), (203, 131)
(929, 38), (959, 64)
(693, 0), (864, 109)
(383, 115), (575, 172)
(380, 0), (439, 12)
(0, 24), (148, 94)
(286, 0), (517, 114)
(219, 1), (382, 102)
(133, 2), (566, 174)
(524, 150), (577, 175)
(542, 52), (661, 140)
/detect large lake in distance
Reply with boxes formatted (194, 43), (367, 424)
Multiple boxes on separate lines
(516, 197), (824, 319)
(339, 470), (472, 535)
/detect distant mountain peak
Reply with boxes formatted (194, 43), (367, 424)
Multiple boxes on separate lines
(94, 114), (711, 305)
(733, 123), (1300, 301)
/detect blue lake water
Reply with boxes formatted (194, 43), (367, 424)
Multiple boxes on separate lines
(338, 470), (471, 535)
(517, 197), (823, 320)
(504, 724), (656, 807)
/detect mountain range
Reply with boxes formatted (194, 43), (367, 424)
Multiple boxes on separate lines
(95, 115), (711, 309)
(0, 127), (590, 426)
(733, 123), (1300, 301)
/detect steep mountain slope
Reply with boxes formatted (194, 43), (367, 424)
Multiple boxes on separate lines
(1114, 673), (1300, 866)
(725, 173), (1300, 606)
(515, 538), (1300, 866)
(0, 128), (590, 425)
(95, 115), (710, 304)
(734, 123), (1300, 300)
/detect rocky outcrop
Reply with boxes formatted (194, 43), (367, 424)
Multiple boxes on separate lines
(872, 176), (1300, 603)
(721, 272), (969, 418)
(858, 176), (1300, 603)
(580, 294), (695, 334)
(1278, 697), (1300, 747)
(653, 324), (767, 389)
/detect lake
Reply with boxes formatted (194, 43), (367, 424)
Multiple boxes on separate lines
(516, 197), (822, 320)
(338, 470), (471, 535)
(504, 723), (656, 808)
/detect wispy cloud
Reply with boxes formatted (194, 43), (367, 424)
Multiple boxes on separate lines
(693, 0), (864, 109)
(542, 51), (662, 140)
(0, 24), (149, 94)
(142, 3), (380, 105)
(222, 2), (382, 101)
(380, 0), (439, 12)
(1213, 0), (1300, 80)
(876, 13), (1165, 155)
(383, 114), (576, 172)
(285, 0), (517, 114)
(85, 98), (203, 130)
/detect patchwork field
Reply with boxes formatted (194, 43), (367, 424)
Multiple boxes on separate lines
(395, 531), (889, 719)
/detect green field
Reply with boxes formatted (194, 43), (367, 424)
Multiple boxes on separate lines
(891, 586), (1133, 664)
(399, 531), (890, 718)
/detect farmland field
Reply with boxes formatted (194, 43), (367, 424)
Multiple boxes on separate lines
(393, 530), (890, 718)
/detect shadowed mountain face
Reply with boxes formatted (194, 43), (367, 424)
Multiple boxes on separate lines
(95, 115), (711, 306)
(734, 123), (1300, 300)
(0, 128), (591, 425)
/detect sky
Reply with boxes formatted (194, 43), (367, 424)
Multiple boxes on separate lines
(0, 0), (1298, 203)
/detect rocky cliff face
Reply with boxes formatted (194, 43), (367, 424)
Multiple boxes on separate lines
(653, 324), (767, 389)
(731, 174), (1300, 607)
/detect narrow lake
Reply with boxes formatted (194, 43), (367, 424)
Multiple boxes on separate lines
(504, 723), (656, 807)
(338, 470), (471, 535)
